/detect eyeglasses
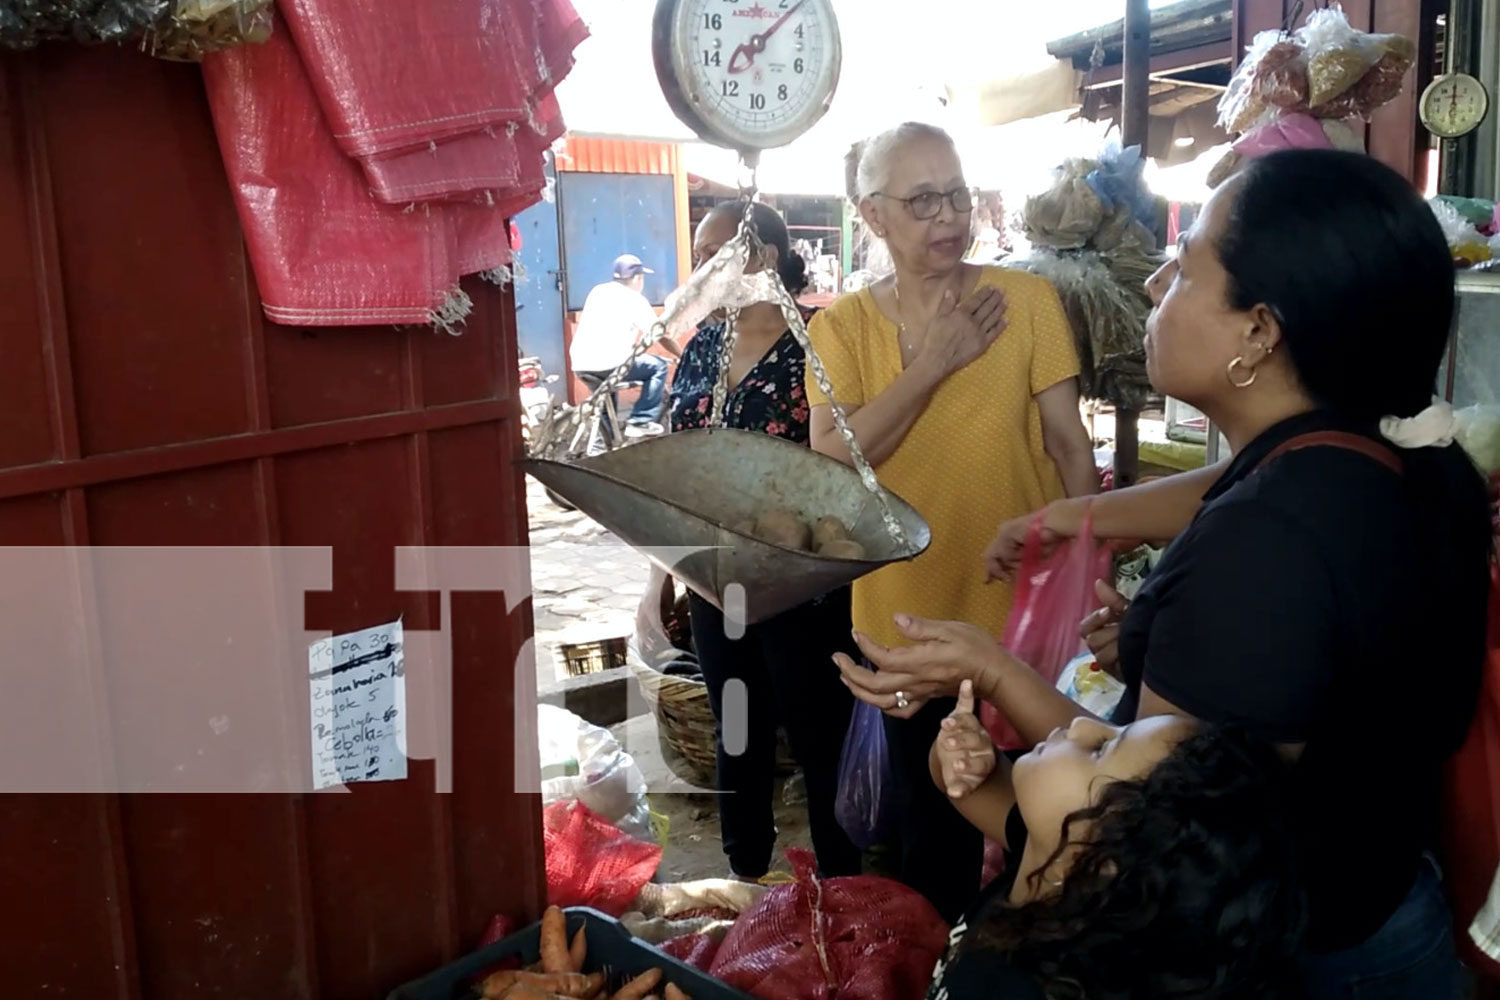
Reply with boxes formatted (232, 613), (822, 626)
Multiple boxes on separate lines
(873, 187), (975, 221)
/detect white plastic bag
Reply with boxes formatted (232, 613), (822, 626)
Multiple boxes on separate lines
(631, 565), (698, 675)
(538, 704), (655, 842)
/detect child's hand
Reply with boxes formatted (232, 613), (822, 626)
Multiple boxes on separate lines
(934, 680), (997, 799)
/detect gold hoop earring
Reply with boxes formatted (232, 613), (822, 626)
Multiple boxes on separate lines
(1227, 357), (1257, 389)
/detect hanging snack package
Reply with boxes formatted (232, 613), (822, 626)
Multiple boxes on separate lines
(1219, 29), (1280, 132)
(1302, 8), (1377, 107)
(1259, 39), (1310, 112)
(1221, 12), (1415, 132)
(1301, 8), (1414, 113)
(144, 0), (273, 61)
(1220, 31), (1309, 133)
(0, 0), (169, 49)
(1347, 36), (1418, 113)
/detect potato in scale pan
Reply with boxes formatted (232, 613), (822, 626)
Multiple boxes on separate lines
(816, 538), (867, 560)
(812, 516), (851, 549)
(754, 508), (812, 550)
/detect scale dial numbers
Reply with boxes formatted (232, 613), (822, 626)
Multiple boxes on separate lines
(654, 0), (841, 152)
(1420, 73), (1491, 140)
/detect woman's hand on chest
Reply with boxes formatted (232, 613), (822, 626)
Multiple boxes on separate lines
(914, 285), (1009, 381)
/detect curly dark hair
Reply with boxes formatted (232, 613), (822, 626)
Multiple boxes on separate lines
(976, 725), (1307, 999)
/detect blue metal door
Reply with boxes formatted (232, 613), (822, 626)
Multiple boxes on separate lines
(557, 172), (679, 309)
(513, 166), (567, 401)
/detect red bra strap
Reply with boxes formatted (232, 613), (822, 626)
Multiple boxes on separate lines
(1256, 430), (1403, 475)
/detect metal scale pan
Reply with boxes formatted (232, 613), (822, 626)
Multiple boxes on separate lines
(522, 428), (931, 625)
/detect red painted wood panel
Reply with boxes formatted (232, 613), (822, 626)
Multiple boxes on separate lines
(0, 68), (57, 470)
(1369, 0), (1434, 186)
(0, 39), (544, 1000)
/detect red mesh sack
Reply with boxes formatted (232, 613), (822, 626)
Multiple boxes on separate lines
(659, 932), (721, 971)
(708, 849), (948, 1000)
(543, 801), (662, 916)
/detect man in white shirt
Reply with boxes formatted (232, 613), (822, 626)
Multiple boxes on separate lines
(569, 254), (680, 438)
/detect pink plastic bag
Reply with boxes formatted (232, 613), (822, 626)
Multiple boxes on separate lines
(1232, 113), (1334, 158)
(982, 510), (1110, 750)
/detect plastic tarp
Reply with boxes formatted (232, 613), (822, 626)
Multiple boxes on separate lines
(202, 0), (586, 328)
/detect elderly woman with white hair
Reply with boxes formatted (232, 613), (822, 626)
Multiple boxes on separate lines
(806, 122), (1098, 921)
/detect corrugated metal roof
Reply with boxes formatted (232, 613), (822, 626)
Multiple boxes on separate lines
(555, 136), (679, 175)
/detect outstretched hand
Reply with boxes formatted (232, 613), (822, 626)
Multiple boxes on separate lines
(833, 614), (1000, 719)
(933, 680), (997, 799)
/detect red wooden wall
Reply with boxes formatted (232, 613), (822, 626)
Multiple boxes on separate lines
(1234, 0), (1435, 186)
(0, 44), (544, 999)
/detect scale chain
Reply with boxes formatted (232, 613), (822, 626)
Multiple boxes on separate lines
(767, 278), (908, 549)
(725, 167), (908, 546)
(708, 191), (762, 428)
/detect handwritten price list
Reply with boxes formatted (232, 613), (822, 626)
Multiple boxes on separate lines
(308, 618), (407, 790)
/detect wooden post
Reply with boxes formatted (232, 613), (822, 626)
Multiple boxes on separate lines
(1115, 0), (1150, 488)
(1122, 0), (1151, 149)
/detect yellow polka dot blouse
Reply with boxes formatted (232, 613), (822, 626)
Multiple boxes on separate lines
(805, 266), (1081, 648)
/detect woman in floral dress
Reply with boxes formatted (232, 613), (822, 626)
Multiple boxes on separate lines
(669, 201), (860, 879)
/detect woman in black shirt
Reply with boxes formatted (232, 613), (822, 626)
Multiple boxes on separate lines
(923, 682), (1303, 999)
(841, 151), (1492, 996)
(668, 200), (860, 879)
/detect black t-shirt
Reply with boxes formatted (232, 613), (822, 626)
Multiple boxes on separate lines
(1114, 410), (1488, 952)
(926, 808), (1046, 1000)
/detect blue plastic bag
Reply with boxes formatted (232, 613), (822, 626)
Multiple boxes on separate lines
(834, 698), (893, 850)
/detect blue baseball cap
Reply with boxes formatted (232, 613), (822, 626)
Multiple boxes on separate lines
(613, 254), (654, 279)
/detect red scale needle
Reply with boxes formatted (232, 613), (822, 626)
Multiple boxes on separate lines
(728, 0), (807, 74)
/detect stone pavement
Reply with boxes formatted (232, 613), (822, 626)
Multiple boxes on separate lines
(526, 474), (652, 690)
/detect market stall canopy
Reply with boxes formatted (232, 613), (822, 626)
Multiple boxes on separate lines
(973, 60), (1085, 129)
(971, 0), (1233, 161)
(1056, 0), (1233, 164)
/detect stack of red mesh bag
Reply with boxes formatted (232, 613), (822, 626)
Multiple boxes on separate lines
(543, 801), (662, 917)
(700, 849), (948, 1000)
(202, 0), (587, 328)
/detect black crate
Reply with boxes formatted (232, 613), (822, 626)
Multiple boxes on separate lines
(388, 907), (755, 1000)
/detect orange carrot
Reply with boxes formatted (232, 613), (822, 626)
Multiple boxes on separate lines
(539, 906), (570, 974)
(569, 926), (587, 972)
(482, 970), (528, 999)
(489, 971), (600, 1000)
(503, 985), (575, 1000)
(486, 970), (598, 999)
(611, 968), (663, 1000)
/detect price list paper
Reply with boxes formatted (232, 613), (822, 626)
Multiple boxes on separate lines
(308, 619), (407, 790)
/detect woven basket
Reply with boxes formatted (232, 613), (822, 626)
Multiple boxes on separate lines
(629, 654), (798, 786)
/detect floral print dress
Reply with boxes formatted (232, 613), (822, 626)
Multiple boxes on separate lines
(669, 321), (811, 443)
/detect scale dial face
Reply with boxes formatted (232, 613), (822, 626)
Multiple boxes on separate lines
(653, 0), (842, 152)
(1420, 73), (1491, 140)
